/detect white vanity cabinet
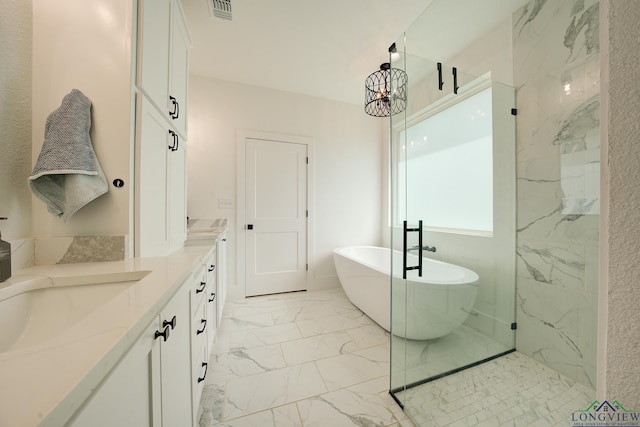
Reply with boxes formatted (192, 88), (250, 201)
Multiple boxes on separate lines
(57, 242), (227, 427)
(189, 246), (218, 420)
(65, 280), (192, 427)
(168, 133), (188, 248)
(64, 321), (161, 427)
(135, 96), (170, 257)
(135, 0), (190, 257)
(136, 96), (187, 257)
(216, 233), (228, 325)
(205, 248), (218, 351)
(158, 281), (193, 426)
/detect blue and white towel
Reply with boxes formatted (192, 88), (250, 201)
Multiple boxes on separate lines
(28, 89), (108, 222)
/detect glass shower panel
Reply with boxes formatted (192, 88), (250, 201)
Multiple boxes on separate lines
(388, 1), (518, 422)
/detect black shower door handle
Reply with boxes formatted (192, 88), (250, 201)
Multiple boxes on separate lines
(403, 220), (423, 279)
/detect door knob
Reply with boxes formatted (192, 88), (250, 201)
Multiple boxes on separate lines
(247, 224), (253, 230)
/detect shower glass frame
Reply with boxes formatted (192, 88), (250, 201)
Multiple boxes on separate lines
(388, 4), (518, 422)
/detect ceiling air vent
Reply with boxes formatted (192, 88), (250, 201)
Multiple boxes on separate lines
(209, 0), (232, 21)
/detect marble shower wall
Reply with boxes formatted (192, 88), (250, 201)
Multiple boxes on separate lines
(513, 0), (599, 388)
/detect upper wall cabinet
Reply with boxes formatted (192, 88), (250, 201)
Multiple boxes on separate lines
(168, 2), (191, 138)
(135, 0), (190, 257)
(137, 0), (190, 139)
(137, 0), (170, 112)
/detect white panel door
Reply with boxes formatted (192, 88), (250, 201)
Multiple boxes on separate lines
(245, 138), (307, 296)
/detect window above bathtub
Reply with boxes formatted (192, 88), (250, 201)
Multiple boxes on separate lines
(392, 82), (495, 236)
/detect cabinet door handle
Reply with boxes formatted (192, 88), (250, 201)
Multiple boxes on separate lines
(163, 315), (177, 330)
(437, 62), (444, 90)
(208, 264), (216, 272)
(169, 96), (179, 119)
(196, 281), (206, 294)
(197, 362), (208, 383)
(209, 292), (216, 303)
(154, 325), (171, 342)
(197, 319), (207, 335)
(168, 130), (178, 151)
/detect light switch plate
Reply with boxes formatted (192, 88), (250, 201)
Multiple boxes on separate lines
(218, 198), (234, 209)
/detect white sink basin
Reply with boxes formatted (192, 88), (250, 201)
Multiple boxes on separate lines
(0, 271), (150, 352)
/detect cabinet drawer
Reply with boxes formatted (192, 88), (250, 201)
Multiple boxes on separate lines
(206, 281), (217, 347)
(192, 298), (208, 351)
(204, 249), (216, 284)
(191, 340), (208, 420)
(190, 267), (208, 308)
(191, 330), (209, 419)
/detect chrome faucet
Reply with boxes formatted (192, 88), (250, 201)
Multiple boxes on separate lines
(409, 245), (436, 253)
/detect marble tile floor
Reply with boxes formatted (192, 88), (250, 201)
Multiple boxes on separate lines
(391, 324), (512, 388)
(196, 288), (594, 427)
(396, 352), (594, 427)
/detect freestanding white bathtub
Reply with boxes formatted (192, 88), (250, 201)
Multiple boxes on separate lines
(333, 246), (479, 340)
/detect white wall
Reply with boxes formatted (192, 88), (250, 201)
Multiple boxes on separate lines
(31, 0), (135, 239)
(0, 0), (32, 240)
(187, 75), (384, 296)
(447, 19), (514, 87)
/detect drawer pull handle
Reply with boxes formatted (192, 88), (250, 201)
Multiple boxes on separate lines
(168, 130), (178, 151)
(196, 282), (206, 293)
(208, 265), (216, 272)
(197, 319), (207, 335)
(208, 292), (216, 303)
(197, 362), (208, 383)
(163, 315), (177, 330)
(169, 95), (179, 119)
(154, 325), (171, 342)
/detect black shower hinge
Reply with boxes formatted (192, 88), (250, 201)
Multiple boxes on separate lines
(511, 108), (518, 116)
(511, 322), (517, 330)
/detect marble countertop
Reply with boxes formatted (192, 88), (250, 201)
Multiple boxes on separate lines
(186, 218), (228, 245)
(0, 244), (216, 427)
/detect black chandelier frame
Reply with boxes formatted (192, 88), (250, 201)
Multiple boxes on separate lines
(364, 62), (408, 117)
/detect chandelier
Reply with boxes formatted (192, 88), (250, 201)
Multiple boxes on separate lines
(364, 62), (408, 117)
